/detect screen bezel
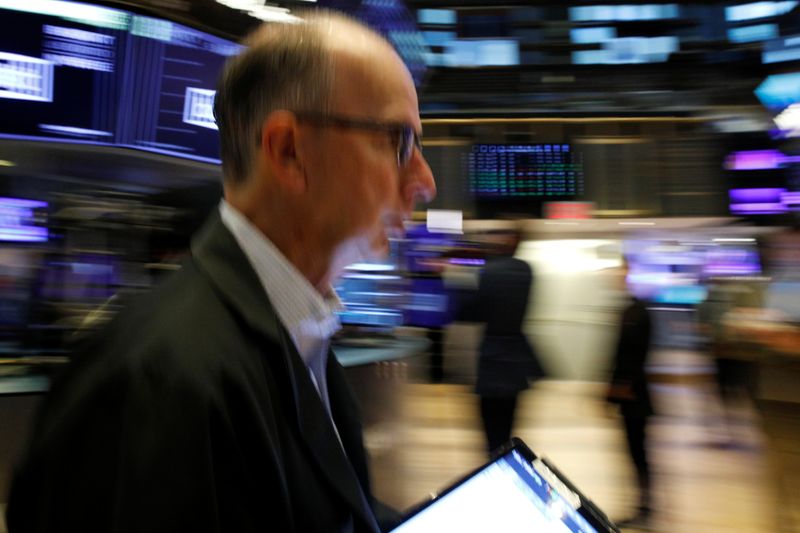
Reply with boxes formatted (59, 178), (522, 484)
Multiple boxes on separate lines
(391, 437), (619, 533)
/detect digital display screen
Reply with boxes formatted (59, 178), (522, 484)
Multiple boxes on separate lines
(0, 197), (48, 242)
(468, 144), (584, 198)
(391, 448), (598, 533)
(729, 187), (788, 215)
(0, 1), (241, 162)
(335, 263), (405, 329)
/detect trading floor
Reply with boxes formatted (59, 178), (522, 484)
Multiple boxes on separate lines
(1, 351), (795, 533)
(367, 353), (794, 532)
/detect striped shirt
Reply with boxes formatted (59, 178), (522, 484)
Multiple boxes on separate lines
(218, 200), (342, 408)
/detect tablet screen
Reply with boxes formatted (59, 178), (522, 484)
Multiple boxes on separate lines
(391, 444), (604, 533)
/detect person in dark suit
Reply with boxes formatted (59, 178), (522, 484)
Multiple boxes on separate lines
(606, 261), (654, 529)
(6, 12), (435, 533)
(473, 229), (544, 455)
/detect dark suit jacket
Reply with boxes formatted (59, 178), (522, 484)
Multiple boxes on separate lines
(473, 256), (544, 397)
(607, 297), (653, 418)
(7, 213), (385, 533)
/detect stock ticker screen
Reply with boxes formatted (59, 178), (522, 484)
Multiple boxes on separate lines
(468, 144), (585, 199)
(0, 1), (241, 162)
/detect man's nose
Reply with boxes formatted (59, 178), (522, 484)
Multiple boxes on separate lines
(402, 148), (436, 209)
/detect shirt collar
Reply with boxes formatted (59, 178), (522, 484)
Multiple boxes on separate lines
(218, 200), (342, 351)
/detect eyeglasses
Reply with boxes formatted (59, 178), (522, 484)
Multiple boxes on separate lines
(294, 111), (422, 167)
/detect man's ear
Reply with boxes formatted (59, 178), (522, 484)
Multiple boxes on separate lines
(260, 110), (307, 194)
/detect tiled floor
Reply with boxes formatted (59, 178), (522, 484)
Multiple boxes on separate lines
(368, 379), (788, 532)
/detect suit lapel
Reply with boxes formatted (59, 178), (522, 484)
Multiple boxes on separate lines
(190, 213), (378, 532)
(327, 353), (372, 491)
(279, 331), (380, 532)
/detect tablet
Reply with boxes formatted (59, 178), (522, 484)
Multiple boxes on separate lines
(390, 437), (618, 533)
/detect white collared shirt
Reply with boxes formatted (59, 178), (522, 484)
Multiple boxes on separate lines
(219, 202), (369, 532)
(218, 200), (342, 406)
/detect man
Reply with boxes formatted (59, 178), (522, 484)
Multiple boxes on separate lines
(606, 260), (653, 529)
(7, 11), (435, 533)
(473, 228), (544, 455)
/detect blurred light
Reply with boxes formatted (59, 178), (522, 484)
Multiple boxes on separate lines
(427, 209), (462, 234)
(653, 285), (708, 305)
(0, 197), (48, 242)
(443, 39), (519, 67)
(0, 197), (47, 209)
(713, 238), (756, 242)
(783, 191), (800, 209)
(763, 47), (800, 63)
(448, 258), (484, 266)
(570, 27), (616, 44)
(569, 4), (679, 22)
(725, 1), (797, 21)
(729, 187), (788, 214)
(725, 149), (785, 170)
(422, 30), (456, 46)
(246, 6), (299, 23)
(214, 0), (299, 23)
(544, 201), (593, 220)
(763, 34), (800, 63)
(39, 124), (112, 137)
(521, 240), (621, 274)
(0, 0), (130, 29)
(343, 274), (401, 281)
(774, 103), (800, 136)
(417, 8), (456, 25)
(572, 36), (678, 64)
(0, 53), (54, 102)
(730, 187), (786, 202)
(731, 203), (788, 214)
(345, 263), (395, 272)
(0, 159), (15, 167)
(755, 73), (800, 110)
(711, 116), (771, 133)
(728, 23), (779, 43)
(619, 221), (656, 226)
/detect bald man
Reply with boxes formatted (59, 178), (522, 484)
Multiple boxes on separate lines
(7, 12), (435, 533)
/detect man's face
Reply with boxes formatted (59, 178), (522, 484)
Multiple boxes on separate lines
(300, 47), (436, 266)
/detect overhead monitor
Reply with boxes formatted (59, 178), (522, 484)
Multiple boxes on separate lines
(443, 39), (520, 67)
(572, 36), (678, 65)
(763, 34), (800, 63)
(468, 144), (584, 199)
(569, 4), (679, 22)
(570, 27), (616, 44)
(0, 0), (242, 163)
(725, 1), (798, 22)
(418, 9), (456, 25)
(728, 23), (779, 43)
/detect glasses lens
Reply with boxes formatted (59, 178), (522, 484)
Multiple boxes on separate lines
(398, 126), (415, 166)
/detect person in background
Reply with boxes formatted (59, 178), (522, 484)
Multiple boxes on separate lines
(6, 11), (435, 533)
(473, 228), (545, 456)
(606, 260), (654, 529)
